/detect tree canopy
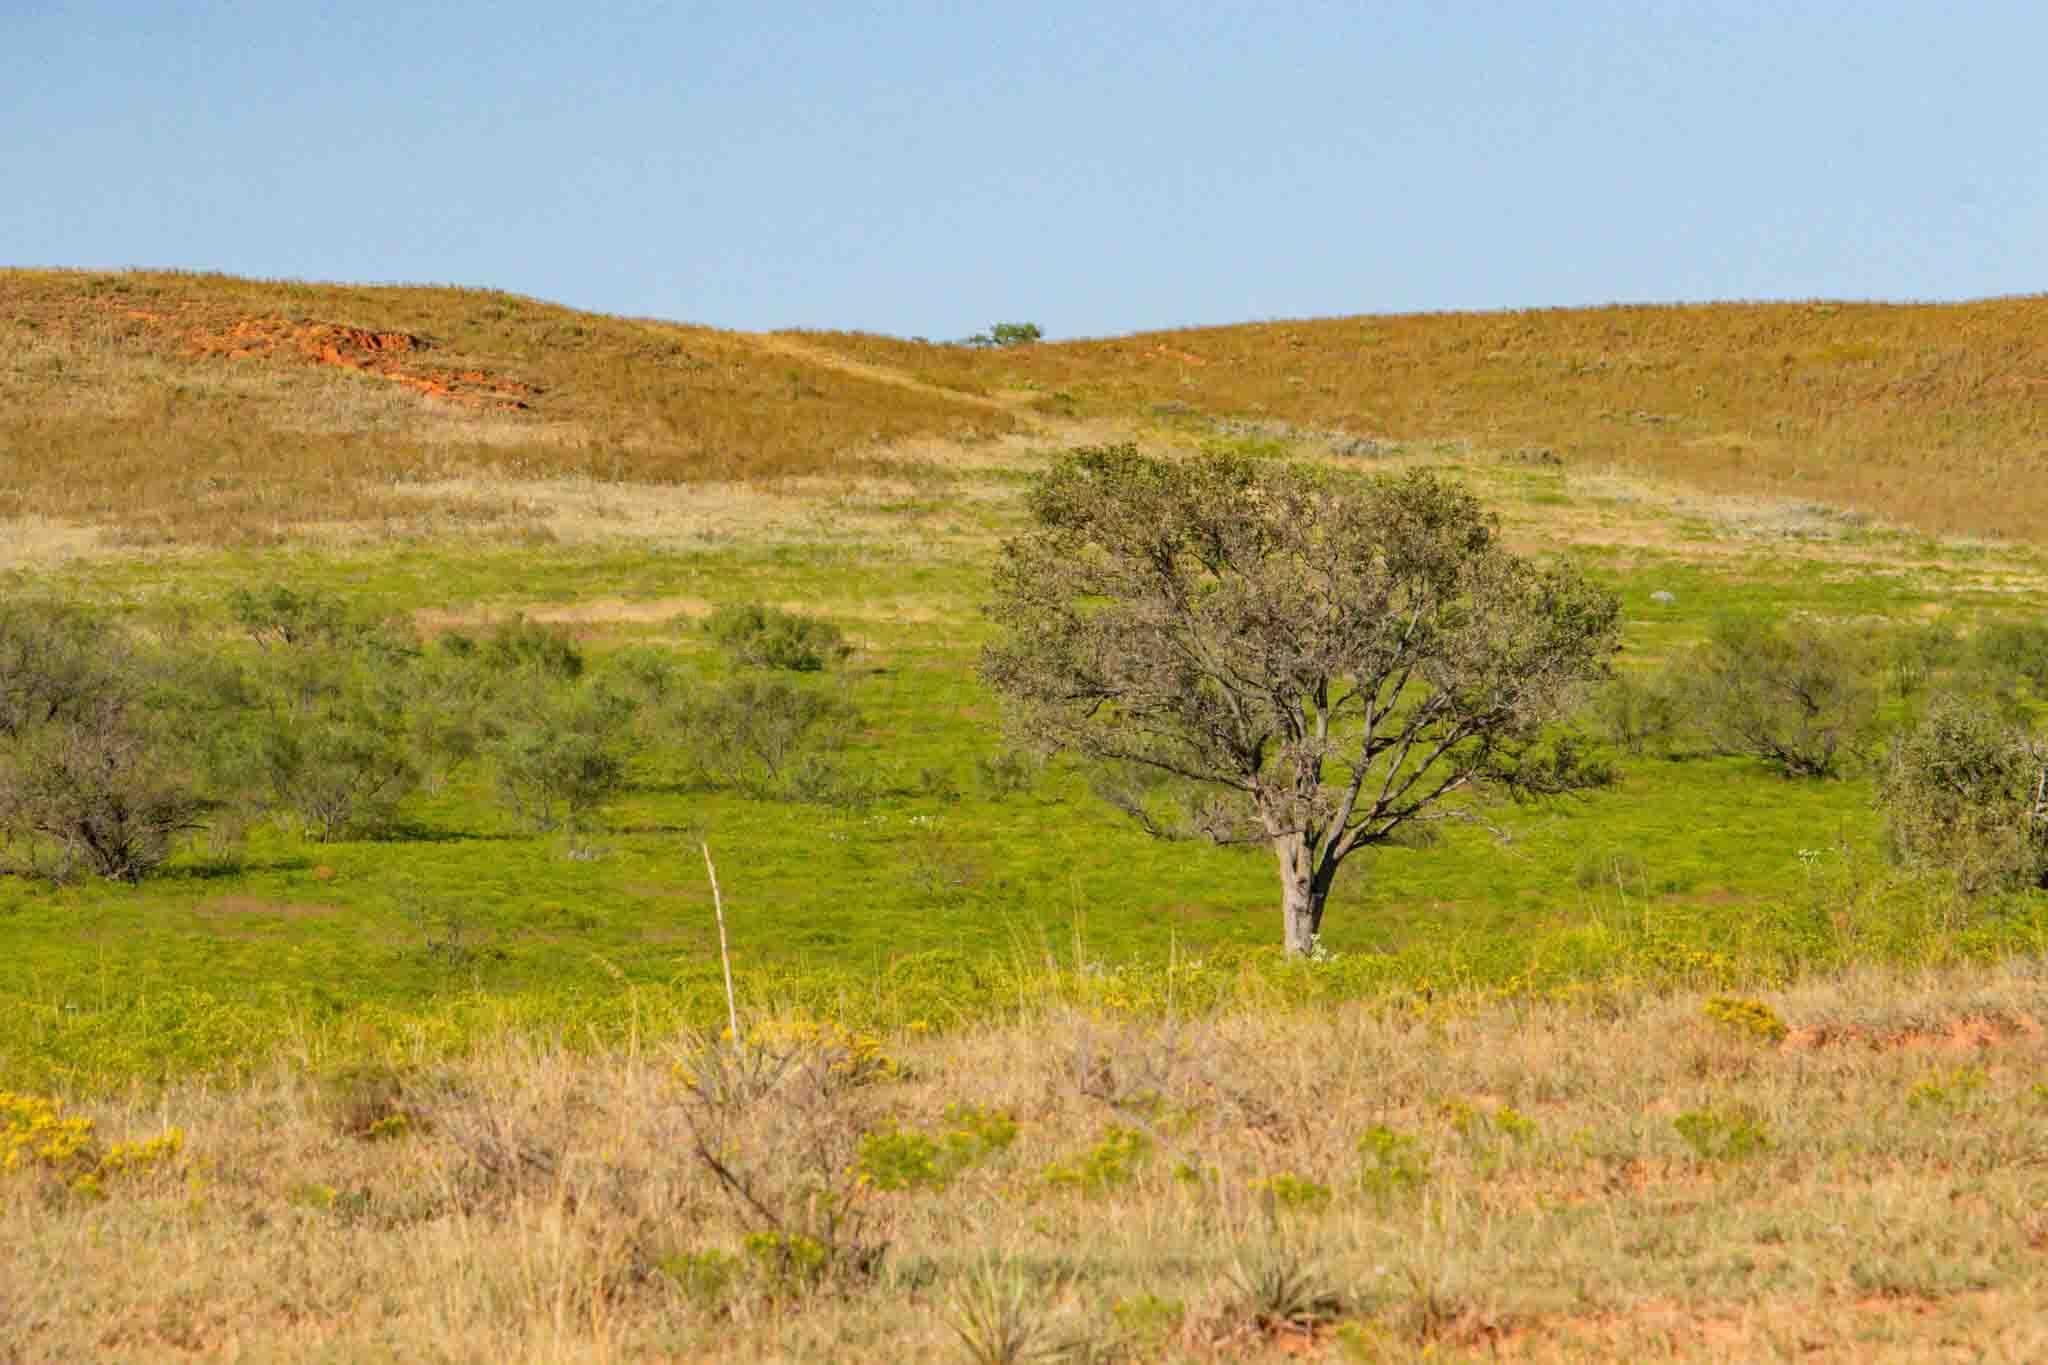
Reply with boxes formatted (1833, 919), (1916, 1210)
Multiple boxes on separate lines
(982, 445), (1621, 955)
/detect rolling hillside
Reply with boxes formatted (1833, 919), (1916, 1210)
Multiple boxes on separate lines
(4, 268), (2045, 547)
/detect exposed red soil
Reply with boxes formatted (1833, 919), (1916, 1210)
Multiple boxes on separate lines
(182, 315), (539, 409)
(1782, 1012), (2043, 1053)
(87, 298), (538, 410)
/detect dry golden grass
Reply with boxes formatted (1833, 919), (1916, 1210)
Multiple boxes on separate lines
(7, 268), (2046, 549)
(797, 295), (2048, 542)
(6, 964), (2046, 1361)
(0, 269), (1015, 545)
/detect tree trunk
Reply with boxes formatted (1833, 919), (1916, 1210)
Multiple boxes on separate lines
(1276, 836), (1332, 956)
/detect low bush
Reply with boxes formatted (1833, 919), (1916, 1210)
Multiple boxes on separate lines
(476, 615), (585, 681)
(0, 601), (110, 739)
(966, 321), (1043, 349)
(1589, 668), (1683, 757)
(1972, 618), (2048, 698)
(706, 604), (850, 673)
(1676, 616), (1879, 777)
(1879, 693), (2048, 893)
(482, 680), (635, 833)
(688, 677), (861, 801)
(975, 749), (1038, 801)
(1884, 620), (1962, 702)
(0, 700), (208, 882)
(249, 705), (419, 842)
(229, 648), (422, 842)
(0, 609), (212, 881)
(227, 583), (360, 651)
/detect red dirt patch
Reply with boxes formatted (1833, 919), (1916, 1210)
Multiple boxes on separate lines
(1782, 1013), (2042, 1053)
(182, 315), (539, 409)
(1477, 1288), (2008, 1361)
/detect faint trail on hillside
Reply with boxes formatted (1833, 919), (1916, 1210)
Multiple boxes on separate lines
(738, 332), (1020, 413)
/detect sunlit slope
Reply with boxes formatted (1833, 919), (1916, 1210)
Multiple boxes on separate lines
(6, 268), (2045, 546)
(0, 269), (1014, 544)
(798, 296), (2048, 540)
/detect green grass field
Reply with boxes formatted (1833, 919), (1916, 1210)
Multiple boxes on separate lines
(6, 441), (2046, 1094)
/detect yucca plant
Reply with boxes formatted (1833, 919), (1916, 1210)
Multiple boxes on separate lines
(944, 1258), (1059, 1364)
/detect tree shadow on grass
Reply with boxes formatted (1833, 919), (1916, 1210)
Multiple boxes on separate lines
(162, 856), (315, 882)
(370, 821), (524, 846)
(612, 822), (711, 837)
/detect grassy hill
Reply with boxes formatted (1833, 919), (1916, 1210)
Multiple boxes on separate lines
(797, 295), (2048, 542)
(0, 269), (1015, 546)
(5, 269), (2046, 546)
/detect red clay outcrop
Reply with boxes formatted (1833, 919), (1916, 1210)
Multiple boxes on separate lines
(180, 316), (539, 409)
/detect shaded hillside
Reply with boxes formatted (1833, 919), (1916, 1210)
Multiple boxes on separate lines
(797, 296), (2048, 541)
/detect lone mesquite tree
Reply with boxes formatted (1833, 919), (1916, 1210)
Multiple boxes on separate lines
(982, 446), (1622, 956)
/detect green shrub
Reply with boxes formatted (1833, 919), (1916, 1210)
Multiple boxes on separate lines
(1673, 1106), (1770, 1161)
(975, 749), (1038, 801)
(477, 616), (584, 681)
(483, 682), (634, 832)
(1879, 693), (2048, 893)
(400, 639), (501, 779)
(1677, 616), (1879, 777)
(1441, 1100), (1537, 1145)
(1885, 620), (1962, 701)
(688, 677), (860, 801)
(227, 583), (357, 650)
(0, 693), (207, 882)
(1591, 669), (1682, 757)
(1356, 1124), (1429, 1203)
(742, 1230), (833, 1294)
(966, 322), (1043, 349)
(0, 602), (110, 739)
(1972, 619), (2048, 698)
(256, 710), (418, 842)
(706, 604), (850, 672)
(230, 649), (421, 842)
(941, 1103), (1018, 1159)
(1905, 1066), (1990, 1112)
(1702, 996), (1790, 1043)
(1044, 1125), (1149, 1193)
(855, 1106), (1017, 1193)
(657, 1248), (740, 1308)
(1252, 1172), (1333, 1214)
(856, 1129), (944, 1191)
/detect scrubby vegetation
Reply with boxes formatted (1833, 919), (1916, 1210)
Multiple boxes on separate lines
(5, 269), (2048, 1358)
(0, 595), (874, 875)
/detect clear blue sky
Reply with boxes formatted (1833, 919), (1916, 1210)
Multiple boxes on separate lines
(4, 2), (2041, 339)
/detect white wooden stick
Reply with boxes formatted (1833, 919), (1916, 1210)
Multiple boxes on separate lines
(703, 841), (739, 1043)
